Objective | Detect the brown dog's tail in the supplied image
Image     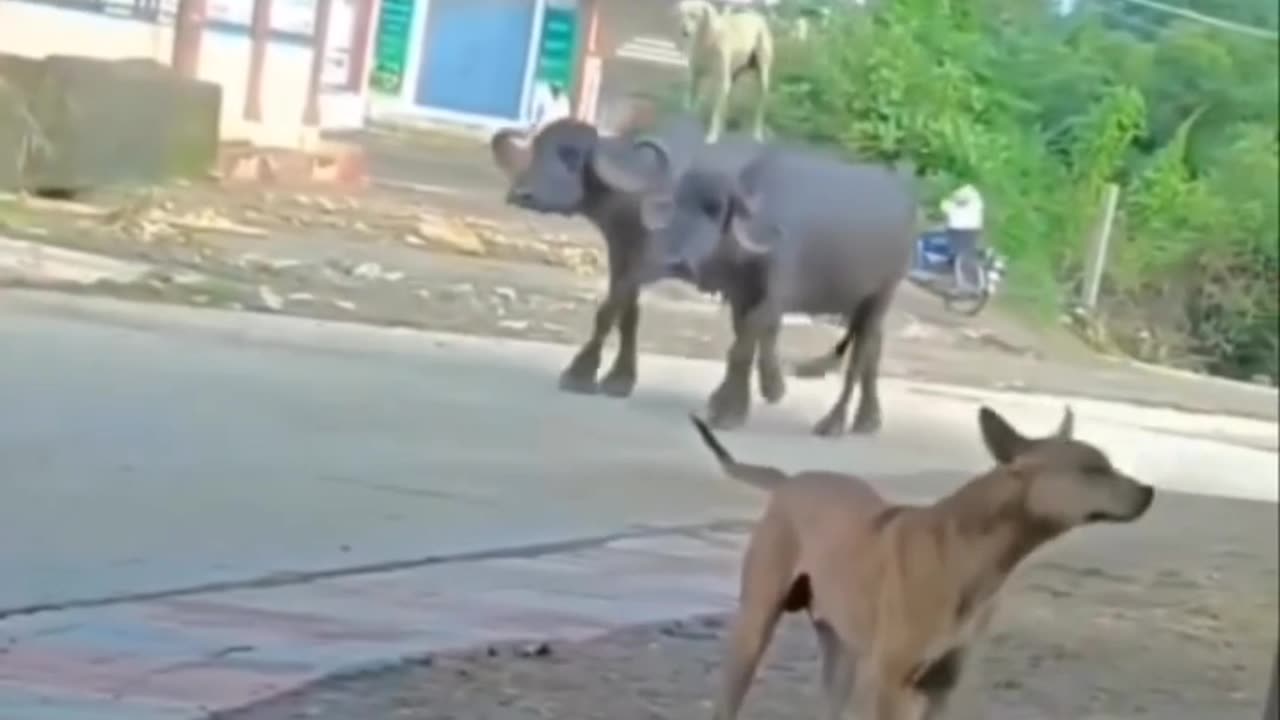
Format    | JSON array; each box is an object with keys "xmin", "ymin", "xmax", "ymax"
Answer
[{"xmin": 689, "ymin": 415, "xmax": 788, "ymax": 490}]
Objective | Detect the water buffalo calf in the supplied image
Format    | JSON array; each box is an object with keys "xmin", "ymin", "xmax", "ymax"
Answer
[
  {"xmin": 643, "ymin": 145, "xmax": 918, "ymax": 435},
  {"xmin": 489, "ymin": 118, "xmax": 688, "ymax": 397},
  {"xmin": 491, "ymin": 117, "xmax": 805, "ymax": 401}
]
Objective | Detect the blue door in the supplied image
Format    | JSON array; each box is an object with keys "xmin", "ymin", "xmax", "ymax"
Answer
[{"xmin": 415, "ymin": 0, "xmax": 536, "ymax": 120}]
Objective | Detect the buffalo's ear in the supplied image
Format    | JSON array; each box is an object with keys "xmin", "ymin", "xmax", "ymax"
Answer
[
  {"xmin": 490, "ymin": 128, "xmax": 532, "ymax": 180},
  {"xmin": 724, "ymin": 162, "xmax": 779, "ymax": 257},
  {"xmin": 726, "ymin": 191, "xmax": 781, "ymax": 257},
  {"xmin": 978, "ymin": 406, "xmax": 1031, "ymax": 465},
  {"xmin": 591, "ymin": 136, "xmax": 669, "ymax": 194},
  {"xmin": 633, "ymin": 137, "xmax": 672, "ymax": 183}
]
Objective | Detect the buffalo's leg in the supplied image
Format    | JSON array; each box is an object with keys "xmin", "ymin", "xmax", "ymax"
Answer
[
  {"xmin": 755, "ymin": 317, "xmax": 786, "ymax": 404},
  {"xmin": 708, "ymin": 304, "xmax": 761, "ymax": 429},
  {"xmin": 560, "ymin": 290, "xmax": 625, "ymax": 394},
  {"xmin": 850, "ymin": 325, "xmax": 884, "ymax": 433},
  {"xmin": 813, "ymin": 295, "xmax": 889, "ymax": 437},
  {"xmin": 599, "ymin": 292, "xmax": 640, "ymax": 398}
]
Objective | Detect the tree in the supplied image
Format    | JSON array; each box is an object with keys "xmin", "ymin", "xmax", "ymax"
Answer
[{"xmin": 760, "ymin": 0, "xmax": 1278, "ymax": 381}]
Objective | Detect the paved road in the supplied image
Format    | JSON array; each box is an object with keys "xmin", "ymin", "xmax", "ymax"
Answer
[
  {"xmin": 0, "ymin": 290, "xmax": 1275, "ymax": 718},
  {"xmin": 4, "ymin": 288, "xmax": 1275, "ymax": 612}
]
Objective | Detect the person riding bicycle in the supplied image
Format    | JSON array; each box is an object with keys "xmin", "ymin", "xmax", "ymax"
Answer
[{"xmin": 940, "ymin": 182, "xmax": 985, "ymax": 293}]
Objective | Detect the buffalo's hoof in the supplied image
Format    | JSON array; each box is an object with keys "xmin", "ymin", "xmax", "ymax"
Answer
[
  {"xmin": 558, "ymin": 369, "xmax": 599, "ymax": 395},
  {"xmin": 759, "ymin": 366, "xmax": 787, "ymax": 405},
  {"xmin": 812, "ymin": 410, "xmax": 847, "ymax": 438},
  {"xmin": 851, "ymin": 409, "xmax": 883, "ymax": 435},
  {"xmin": 599, "ymin": 370, "xmax": 637, "ymax": 398},
  {"xmin": 707, "ymin": 388, "xmax": 750, "ymax": 430}
]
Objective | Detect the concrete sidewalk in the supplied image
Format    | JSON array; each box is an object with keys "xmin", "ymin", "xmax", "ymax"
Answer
[{"xmin": 0, "ymin": 528, "xmax": 748, "ymax": 720}]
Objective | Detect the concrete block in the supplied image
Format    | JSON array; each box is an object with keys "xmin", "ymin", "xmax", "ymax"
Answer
[{"xmin": 0, "ymin": 54, "xmax": 221, "ymax": 192}]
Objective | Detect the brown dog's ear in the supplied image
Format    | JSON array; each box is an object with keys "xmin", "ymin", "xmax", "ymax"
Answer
[
  {"xmin": 1056, "ymin": 405, "xmax": 1075, "ymax": 439},
  {"xmin": 490, "ymin": 128, "xmax": 532, "ymax": 180},
  {"xmin": 978, "ymin": 406, "xmax": 1030, "ymax": 465}
]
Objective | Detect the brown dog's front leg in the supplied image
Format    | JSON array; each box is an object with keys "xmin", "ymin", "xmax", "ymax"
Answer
[{"xmin": 855, "ymin": 679, "xmax": 927, "ymax": 720}]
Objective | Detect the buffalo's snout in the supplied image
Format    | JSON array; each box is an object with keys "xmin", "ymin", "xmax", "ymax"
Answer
[{"xmin": 506, "ymin": 185, "xmax": 536, "ymax": 208}]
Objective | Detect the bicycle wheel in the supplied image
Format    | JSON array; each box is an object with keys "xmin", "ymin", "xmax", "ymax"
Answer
[{"xmin": 944, "ymin": 254, "xmax": 990, "ymax": 316}]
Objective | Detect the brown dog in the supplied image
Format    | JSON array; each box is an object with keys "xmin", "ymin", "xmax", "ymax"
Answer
[{"xmin": 690, "ymin": 405, "xmax": 1155, "ymax": 720}]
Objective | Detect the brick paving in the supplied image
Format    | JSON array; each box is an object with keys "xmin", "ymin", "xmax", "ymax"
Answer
[{"xmin": 0, "ymin": 530, "xmax": 747, "ymax": 719}]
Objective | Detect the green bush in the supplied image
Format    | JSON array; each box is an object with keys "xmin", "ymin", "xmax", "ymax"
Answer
[{"xmin": 750, "ymin": 0, "xmax": 1278, "ymax": 382}]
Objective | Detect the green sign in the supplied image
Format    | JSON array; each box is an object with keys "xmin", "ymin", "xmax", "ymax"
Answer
[
  {"xmin": 535, "ymin": 6, "xmax": 578, "ymax": 91},
  {"xmin": 371, "ymin": 0, "xmax": 414, "ymax": 95}
]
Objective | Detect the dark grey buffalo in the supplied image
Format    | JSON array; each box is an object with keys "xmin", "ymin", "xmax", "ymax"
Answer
[
  {"xmin": 490, "ymin": 116, "xmax": 776, "ymax": 398},
  {"xmin": 641, "ymin": 144, "xmax": 918, "ymax": 435}
]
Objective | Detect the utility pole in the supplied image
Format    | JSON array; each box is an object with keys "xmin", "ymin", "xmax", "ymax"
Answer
[
  {"xmin": 1266, "ymin": 646, "xmax": 1278, "ymax": 720},
  {"xmin": 1081, "ymin": 183, "xmax": 1120, "ymax": 312},
  {"xmin": 348, "ymin": 0, "xmax": 380, "ymax": 93},
  {"xmin": 170, "ymin": 0, "xmax": 207, "ymax": 77},
  {"xmin": 303, "ymin": 0, "xmax": 335, "ymax": 127},
  {"xmin": 1115, "ymin": 0, "xmax": 1278, "ymax": 40},
  {"xmin": 571, "ymin": 0, "xmax": 598, "ymax": 120},
  {"xmin": 243, "ymin": 0, "xmax": 272, "ymax": 122}
]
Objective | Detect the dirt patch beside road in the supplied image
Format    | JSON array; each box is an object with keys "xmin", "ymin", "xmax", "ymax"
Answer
[
  {"xmin": 1, "ymin": 170, "xmax": 1275, "ymax": 422},
  {"xmin": 220, "ymin": 525, "xmax": 1275, "ymax": 720}
]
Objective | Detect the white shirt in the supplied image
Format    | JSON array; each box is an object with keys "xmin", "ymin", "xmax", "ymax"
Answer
[
  {"xmin": 941, "ymin": 184, "xmax": 984, "ymax": 231},
  {"xmin": 530, "ymin": 82, "xmax": 572, "ymax": 134}
]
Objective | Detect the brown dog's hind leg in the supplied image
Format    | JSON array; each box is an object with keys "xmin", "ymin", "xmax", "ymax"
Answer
[
  {"xmin": 714, "ymin": 517, "xmax": 799, "ymax": 720},
  {"xmin": 814, "ymin": 620, "xmax": 855, "ymax": 720}
]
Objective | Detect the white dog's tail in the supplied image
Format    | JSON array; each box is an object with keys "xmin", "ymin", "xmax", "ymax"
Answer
[{"xmin": 689, "ymin": 415, "xmax": 787, "ymax": 490}]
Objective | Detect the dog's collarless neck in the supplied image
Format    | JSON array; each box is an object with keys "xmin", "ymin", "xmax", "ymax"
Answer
[{"xmin": 933, "ymin": 468, "xmax": 1062, "ymax": 576}]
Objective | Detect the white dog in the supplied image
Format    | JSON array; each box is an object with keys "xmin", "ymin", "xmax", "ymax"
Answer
[{"xmin": 674, "ymin": 0, "xmax": 774, "ymax": 142}]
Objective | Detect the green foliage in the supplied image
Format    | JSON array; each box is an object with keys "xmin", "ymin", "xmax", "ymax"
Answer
[{"xmin": 754, "ymin": 0, "xmax": 1278, "ymax": 382}]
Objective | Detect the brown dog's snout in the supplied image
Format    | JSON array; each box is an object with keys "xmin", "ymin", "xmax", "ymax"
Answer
[
  {"xmin": 1135, "ymin": 483, "xmax": 1156, "ymax": 515},
  {"xmin": 1114, "ymin": 480, "xmax": 1155, "ymax": 522}
]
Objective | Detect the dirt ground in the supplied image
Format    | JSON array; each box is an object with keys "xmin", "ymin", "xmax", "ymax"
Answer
[
  {"xmin": 215, "ymin": 485, "xmax": 1278, "ymax": 720},
  {"xmin": 1, "ymin": 176, "xmax": 1275, "ymax": 422},
  {"xmin": 219, "ymin": 556, "xmax": 1274, "ymax": 720}
]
